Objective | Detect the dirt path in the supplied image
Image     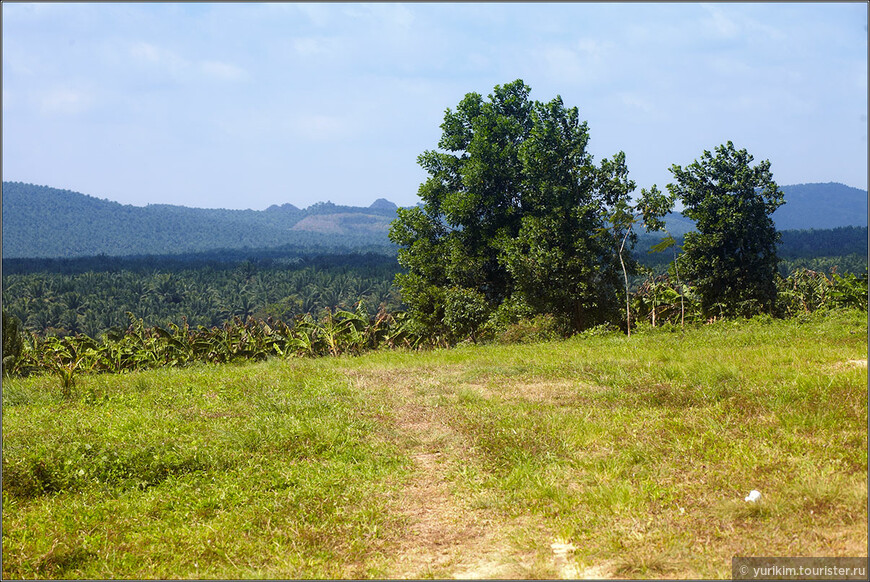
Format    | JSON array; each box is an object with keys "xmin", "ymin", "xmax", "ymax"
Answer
[
  {"xmin": 350, "ymin": 369, "xmax": 588, "ymax": 579},
  {"xmin": 385, "ymin": 382, "xmax": 520, "ymax": 579}
]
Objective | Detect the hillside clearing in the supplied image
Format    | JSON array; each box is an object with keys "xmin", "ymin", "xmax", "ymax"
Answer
[{"xmin": 2, "ymin": 310, "xmax": 867, "ymax": 579}]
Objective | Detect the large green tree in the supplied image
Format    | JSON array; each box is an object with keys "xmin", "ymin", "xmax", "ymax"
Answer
[
  {"xmin": 390, "ymin": 80, "xmax": 666, "ymax": 340},
  {"xmin": 667, "ymin": 141, "xmax": 784, "ymax": 317}
]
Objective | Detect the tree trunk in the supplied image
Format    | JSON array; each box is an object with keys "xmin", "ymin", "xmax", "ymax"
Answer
[
  {"xmin": 673, "ymin": 247, "xmax": 685, "ymax": 329},
  {"xmin": 619, "ymin": 230, "xmax": 631, "ymax": 337}
]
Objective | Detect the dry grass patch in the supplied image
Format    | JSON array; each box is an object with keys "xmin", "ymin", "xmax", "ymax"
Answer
[
  {"xmin": 461, "ymin": 379, "xmax": 596, "ymax": 406},
  {"xmin": 837, "ymin": 358, "xmax": 868, "ymax": 370}
]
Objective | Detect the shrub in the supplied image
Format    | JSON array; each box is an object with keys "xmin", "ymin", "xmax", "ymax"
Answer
[
  {"xmin": 574, "ymin": 322, "xmax": 621, "ymax": 339},
  {"xmin": 443, "ymin": 287, "xmax": 491, "ymax": 343},
  {"xmin": 777, "ymin": 268, "xmax": 868, "ymax": 316},
  {"xmin": 831, "ymin": 272, "xmax": 868, "ymax": 310},
  {"xmin": 496, "ymin": 314, "xmax": 564, "ymax": 344},
  {"xmin": 2, "ymin": 310, "xmax": 24, "ymax": 375}
]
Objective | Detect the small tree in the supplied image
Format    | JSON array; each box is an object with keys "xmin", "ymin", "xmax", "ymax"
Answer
[
  {"xmin": 667, "ymin": 141, "xmax": 784, "ymax": 317},
  {"xmin": 649, "ymin": 233, "xmax": 687, "ymax": 329},
  {"xmin": 605, "ymin": 182, "xmax": 674, "ymax": 336},
  {"xmin": 2, "ymin": 310, "xmax": 25, "ymax": 375}
]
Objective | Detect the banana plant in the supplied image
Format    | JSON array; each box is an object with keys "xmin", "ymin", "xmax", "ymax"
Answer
[
  {"xmin": 831, "ymin": 272, "xmax": 868, "ymax": 310},
  {"xmin": 778, "ymin": 269, "xmax": 829, "ymax": 315},
  {"xmin": 332, "ymin": 305, "xmax": 369, "ymax": 356},
  {"xmin": 42, "ymin": 336, "xmax": 96, "ymax": 398},
  {"xmin": 649, "ymin": 233, "xmax": 687, "ymax": 329}
]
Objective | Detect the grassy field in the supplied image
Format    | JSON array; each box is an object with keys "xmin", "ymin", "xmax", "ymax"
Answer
[{"xmin": 2, "ymin": 310, "xmax": 867, "ymax": 579}]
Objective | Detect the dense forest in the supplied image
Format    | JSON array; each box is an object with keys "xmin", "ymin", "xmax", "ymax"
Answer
[
  {"xmin": 1, "ymin": 253, "xmax": 402, "ymax": 338},
  {"xmin": 1, "ymin": 225, "xmax": 865, "ymax": 340},
  {"xmin": 635, "ymin": 225, "xmax": 869, "ymax": 273},
  {"xmin": 3, "ymin": 257, "xmax": 866, "ymax": 380}
]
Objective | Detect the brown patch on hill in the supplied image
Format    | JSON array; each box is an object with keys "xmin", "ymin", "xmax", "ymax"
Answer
[{"xmin": 290, "ymin": 213, "xmax": 392, "ymax": 235}]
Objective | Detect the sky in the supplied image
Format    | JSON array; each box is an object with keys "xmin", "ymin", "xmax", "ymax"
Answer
[{"xmin": 2, "ymin": 2, "xmax": 867, "ymax": 211}]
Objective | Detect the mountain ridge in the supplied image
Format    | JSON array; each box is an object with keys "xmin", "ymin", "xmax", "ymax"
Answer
[{"xmin": 2, "ymin": 180, "xmax": 866, "ymax": 259}]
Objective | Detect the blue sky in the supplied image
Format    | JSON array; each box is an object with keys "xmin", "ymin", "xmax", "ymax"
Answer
[{"xmin": 3, "ymin": 2, "xmax": 867, "ymax": 210}]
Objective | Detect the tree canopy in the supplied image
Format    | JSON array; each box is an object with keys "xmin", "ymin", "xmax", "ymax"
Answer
[
  {"xmin": 389, "ymin": 80, "xmax": 668, "ymax": 340},
  {"xmin": 667, "ymin": 141, "xmax": 784, "ymax": 317}
]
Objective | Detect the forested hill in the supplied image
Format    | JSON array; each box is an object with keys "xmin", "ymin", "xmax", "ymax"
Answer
[
  {"xmin": 773, "ymin": 182, "xmax": 867, "ymax": 231},
  {"xmin": 1, "ymin": 182, "xmax": 399, "ymax": 258},
  {"xmin": 2, "ymin": 180, "xmax": 867, "ymax": 259},
  {"xmin": 660, "ymin": 181, "xmax": 868, "ymax": 236}
]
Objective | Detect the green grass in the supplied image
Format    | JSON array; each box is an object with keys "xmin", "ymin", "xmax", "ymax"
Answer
[
  {"xmin": 2, "ymin": 362, "xmax": 408, "ymax": 578},
  {"xmin": 3, "ymin": 309, "xmax": 867, "ymax": 579}
]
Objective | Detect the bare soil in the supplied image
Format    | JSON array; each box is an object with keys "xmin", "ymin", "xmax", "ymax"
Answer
[{"xmin": 350, "ymin": 369, "xmax": 575, "ymax": 579}]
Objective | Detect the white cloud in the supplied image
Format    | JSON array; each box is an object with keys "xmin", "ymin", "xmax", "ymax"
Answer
[
  {"xmin": 618, "ymin": 93, "xmax": 654, "ymax": 114},
  {"xmin": 130, "ymin": 41, "xmax": 188, "ymax": 77},
  {"xmin": 2, "ymin": 42, "xmax": 39, "ymax": 76},
  {"xmin": 542, "ymin": 46, "xmax": 584, "ymax": 80},
  {"xmin": 535, "ymin": 39, "xmax": 611, "ymax": 87},
  {"xmin": 701, "ymin": 4, "xmax": 740, "ymax": 39},
  {"xmin": 378, "ymin": 2, "xmax": 414, "ymax": 30},
  {"xmin": 39, "ymin": 87, "xmax": 93, "ymax": 115},
  {"xmin": 343, "ymin": 3, "xmax": 414, "ymax": 31},
  {"xmin": 129, "ymin": 41, "xmax": 246, "ymax": 83},
  {"xmin": 708, "ymin": 55, "xmax": 754, "ymax": 77},
  {"xmin": 2, "ymin": 89, "xmax": 14, "ymax": 112},
  {"xmin": 575, "ymin": 38, "xmax": 606, "ymax": 60},
  {"xmin": 200, "ymin": 60, "xmax": 246, "ymax": 82},
  {"xmin": 291, "ymin": 2, "xmax": 333, "ymax": 27},
  {"xmin": 700, "ymin": 3, "xmax": 787, "ymax": 44},
  {"xmin": 292, "ymin": 36, "xmax": 342, "ymax": 59},
  {"xmin": 291, "ymin": 114, "xmax": 352, "ymax": 141},
  {"xmin": 130, "ymin": 41, "xmax": 161, "ymax": 63}
]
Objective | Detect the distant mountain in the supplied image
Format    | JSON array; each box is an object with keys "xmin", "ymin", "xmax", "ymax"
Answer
[
  {"xmin": 2, "ymin": 181, "xmax": 866, "ymax": 259},
  {"xmin": 264, "ymin": 202, "xmax": 302, "ymax": 214},
  {"xmin": 773, "ymin": 182, "xmax": 867, "ymax": 230},
  {"xmin": 369, "ymin": 198, "xmax": 398, "ymax": 212},
  {"xmin": 1, "ymin": 182, "xmax": 398, "ymax": 258},
  {"xmin": 661, "ymin": 212, "xmax": 696, "ymax": 237},
  {"xmin": 659, "ymin": 182, "xmax": 867, "ymax": 236}
]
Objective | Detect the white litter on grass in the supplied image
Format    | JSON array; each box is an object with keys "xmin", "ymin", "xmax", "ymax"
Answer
[
  {"xmin": 551, "ymin": 539, "xmax": 579, "ymax": 579},
  {"xmin": 551, "ymin": 540, "xmax": 576, "ymax": 555},
  {"xmin": 745, "ymin": 490, "xmax": 761, "ymax": 502}
]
